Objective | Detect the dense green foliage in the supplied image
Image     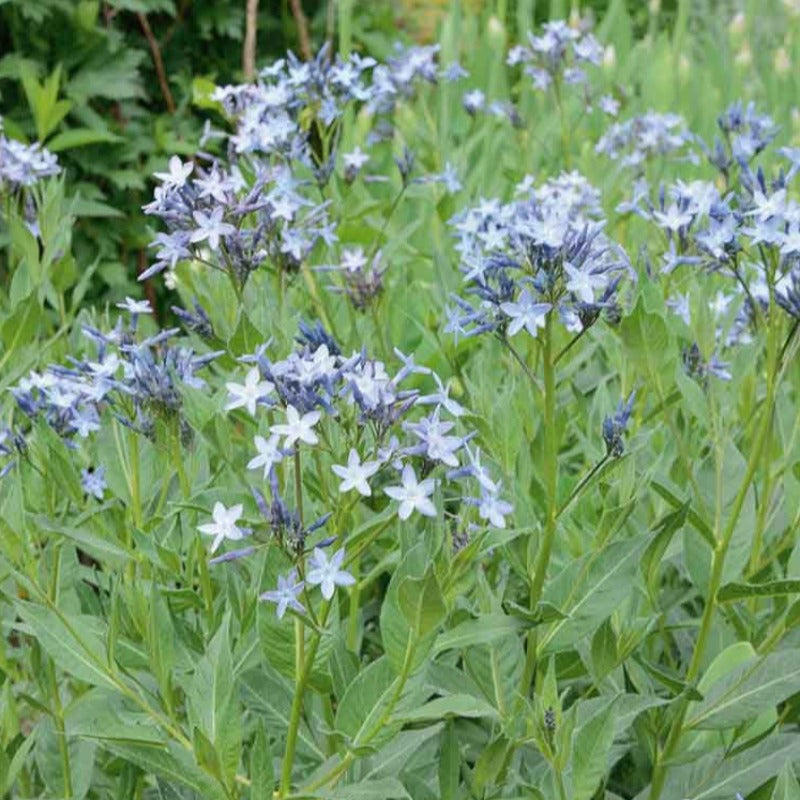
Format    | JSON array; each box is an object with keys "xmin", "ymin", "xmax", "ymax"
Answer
[{"xmin": 2, "ymin": 1, "xmax": 800, "ymax": 799}]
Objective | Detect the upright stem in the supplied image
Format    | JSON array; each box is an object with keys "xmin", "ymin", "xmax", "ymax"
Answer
[
  {"xmin": 648, "ymin": 299, "xmax": 781, "ymax": 800},
  {"xmin": 47, "ymin": 545, "xmax": 72, "ymax": 798},
  {"xmin": 279, "ymin": 602, "xmax": 330, "ymax": 797},
  {"xmin": 294, "ymin": 448, "xmax": 303, "ymax": 526},
  {"xmin": 520, "ymin": 314, "xmax": 558, "ymax": 695}
]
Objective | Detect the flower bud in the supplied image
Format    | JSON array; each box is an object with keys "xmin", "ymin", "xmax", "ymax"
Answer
[{"xmin": 774, "ymin": 47, "xmax": 791, "ymax": 75}]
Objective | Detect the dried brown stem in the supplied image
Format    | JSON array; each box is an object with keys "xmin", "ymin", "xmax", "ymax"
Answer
[
  {"xmin": 137, "ymin": 12, "xmax": 176, "ymax": 113},
  {"xmin": 243, "ymin": 0, "xmax": 259, "ymax": 79},
  {"xmin": 290, "ymin": 0, "xmax": 313, "ymax": 61}
]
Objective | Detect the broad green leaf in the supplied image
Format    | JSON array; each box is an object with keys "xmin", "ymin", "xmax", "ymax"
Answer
[
  {"xmin": 102, "ymin": 741, "xmax": 226, "ymax": 800},
  {"xmin": 771, "ymin": 763, "xmax": 800, "ymax": 800},
  {"xmin": 249, "ymin": 725, "xmax": 274, "ymax": 797},
  {"xmin": 399, "ymin": 694, "xmax": 499, "ymax": 723},
  {"xmin": 361, "ymin": 725, "xmax": 443, "ymax": 782},
  {"xmin": 433, "ymin": 613, "xmax": 525, "ymax": 654},
  {"xmin": 398, "ymin": 568, "xmax": 446, "ymax": 637},
  {"xmin": 662, "ymin": 734, "xmax": 800, "ymax": 799},
  {"xmin": 47, "ymin": 127, "xmax": 122, "ymax": 152},
  {"xmin": 640, "ymin": 503, "xmax": 690, "ymax": 596},
  {"xmin": 14, "ymin": 601, "xmax": 118, "ymax": 691},
  {"xmin": 541, "ymin": 535, "xmax": 649, "ymax": 653},
  {"xmin": 718, "ymin": 580, "xmax": 800, "ymax": 602},
  {"xmin": 312, "ymin": 777, "xmax": 410, "ymax": 799},
  {"xmin": 571, "ymin": 697, "xmax": 617, "ymax": 800},
  {"xmin": 335, "ymin": 657, "xmax": 396, "ymax": 740},
  {"xmin": 687, "ymin": 649, "xmax": 800, "ymax": 730}
]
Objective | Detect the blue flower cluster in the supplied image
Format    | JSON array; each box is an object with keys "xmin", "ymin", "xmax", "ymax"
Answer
[
  {"xmin": 596, "ymin": 111, "xmax": 697, "ymax": 169},
  {"xmin": 142, "ymin": 44, "xmax": 463, "ymax": 291},
  {"xmin": 0, "ymin": 117, "xmax": 60, "ymax": 191},
  {"xmin": 507, "ymin": 18, "xmax": 603, "ymax": 92},
  {"xmin": 213, "ymin": 322, "xmax": 513, "ymax": 615},
  {"xmin": 445, "ymin": 171, "xmax": 631, "ymax": 341},
  {"xmin": 10, "ymin": 300, "xmax": 220, "ymax": 450}
]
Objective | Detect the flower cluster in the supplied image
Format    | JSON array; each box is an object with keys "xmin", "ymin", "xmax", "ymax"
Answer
[
  {"xmin": 595, "ymin": 111, "xmax": 697, "ymax": 169},
  {"xmin": 142, "ymin": 43, "xmax": 456, "ymax": 289},
  {"xmin": 506, "ymin": 19, "xmax": 603, "ymax": 92},
  {"xmin": 702, "ymin": 101, "xmax": 778, "ymax": 176},
  {"xmin": 0, "ymin": 117, "xmax": 60, "ymax": 191},
  {"xmin": 445, "ymin": 171, "xmax": 631, "ymax": 341},
  {"xmin": 206, "ymin": 323, "xmax": 512, "ymax": 615},
  {"xmin": 10, "ymin": 300, "xmax": 220, "ymax": 446}
]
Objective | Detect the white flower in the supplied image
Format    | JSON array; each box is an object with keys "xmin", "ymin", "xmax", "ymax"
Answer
[
  {"xmin": 306, "ymin": 548, "xmax": 356, "ymax": 600},
  {"xmin": 190, "ymin": 207, "xmax": 236, "ymax": 251},
  {"xmin": 260, "ymin": 570, "xmax": 305, "ymax": 619},
  {"xmin": 384, "ymin": 463, "xmax": 437, "ymax": 520},
  {"xmin": 154, "ymin": 155, "xmax": 193, "ymax": 188},
  {"xmin": 271, "ymin": 405, "xmax": 322, "ymax": 447},
  {"xmin": 478, "ymin": 491, "xmax": 514, "ymax": 528},
  {"xmin": 343, "ymin": 146, "xmax": 369, "ymax": 171},
  {"xmin": 198, "ymin": 502, "xmax": 248, "ymax": 553},
  {"xmin": 500, "ymin": 291, "xmax": 551, "ymax": 337},
  {"xmin": 332, "ymin": 449, "xmax": 380, "ymax": 496},
  {"xmin": 225, "ymin": 367, "xmax": 273, "ymax": 416},
  {"xmin": 564, "ymin": 263, "xmax": 607, "ymax": 304},
  {"xmin": 247, "ymin": 433, "xmax": 284, "ymax": 478},
  {"xmin": 116, "ymin": 297, "xmax": 152, "ymax": 315}
]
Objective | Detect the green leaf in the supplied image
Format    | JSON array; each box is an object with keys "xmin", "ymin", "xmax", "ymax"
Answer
[
  {"xmin": 662, "ymin": 734, "xmax": 800, "ymax": 799},
  {"xmin": 590, "ymin": 618, "xmax": 618, "ymax": 680},
  {"xmin": 186, "ymin": 616, "xmax": 241, "ymax": 787},
  {"xmin": 635, "ymin": 656, "xmax": 703, "ymax": 701},
  {"xmin": 687, "ymin": 649, "xmax": 800, "ymax": 730},
  {"xmin": 718, "ymin": 581, "xmax": 800, "ymax": 603},
  {"xmin": 571, "ymin": 697, "xmax": 617, "ymax": 800},
  {"xmin": 438, "ymin": 721, "xmax": 459, "ymax": 800},
  {"xmin": 618, "ymin": 293, "xmax": 676, "ymax": 388},
  {"xmin": 640, "ymin": 502, "xmax": 690, "ymax": 596},
  {"xmin": 397, "ymin": 569, "xmax": 446, "ymax": 637},
  {"xmin": 380, "ymin": 546, "xmax": 440, "ymax": 675},
  {"xmin": 14, "ymin": 601, "xmax": 118, "ymax": 691},
  {"xmin": 312, "ymin": 777, "xmax": 410, "ymax": 799},
  {"xmin": 541, "ymin": 535, "xmax": 649, "ymax": 653},
  {"xmin": 335, "ymin": 657, "xmax": 396, "ymax": 740},
  {"xmin": 102, "ymin": 741, "xmax": 226, "ymax": 800},
  {"xmin": 771, "ymin": 762, "xmax": 800, "ymax": 800},
  {"xmin": 249, "ymin": 725, "xmax": 274, "ymax": 797},
  {"xmin": 399, "ymin": 694, "xmax": 499, "ymax": 723},
  {"xmin": 47, "ymin": 127, "xmax": 122, "ymax": 152},
  {"xmin": 433, "ymin": 613, "xmax": 525, "ymax": 654},
  {"xmin": 361, "ymin": 725, "xmax": 443, "ymax": 782}
]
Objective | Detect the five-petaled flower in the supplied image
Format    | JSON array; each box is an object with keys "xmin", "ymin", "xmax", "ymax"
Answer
[
  {"xmin": 190, "ymin": 207, "xmax": 236, "ymax": 251},
  {"xmin": 260, "ymin": 569, "xmax": 305, "ymax": 618},
  {"xmin": 306, "ymin": 548, "xmax": 356, "ymax": 600},
  {"xmin": 331, "ymin": 449, "xmax": 380, "ymax": 496},
  {"xmin": 271, "ymin": 405, "xmax": 322, "ymax": 447},
  {"xmin": 500, "ymin": 291, "xmax": 552, "ymax": 337},
  {"xmin": 247, "ymin": 433, "xmax": 284, "ymax": 478},
  {"xmin": 198, "ymin": 502, "xmax": 249, "ymax": 553},
  {"xmin": 225, "ymin": 367, "xmax": 273, "ymax": 416},
  {"xmin": 384, "ymin": 463, "xmax": 437, "ymax": 520}
]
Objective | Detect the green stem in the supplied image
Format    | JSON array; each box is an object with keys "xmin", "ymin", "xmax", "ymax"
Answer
[
  {"xmin": 520, "ymin": 314, "xmax": 558, "ymax": 696},
  {"xmin": 279, "ymin": 601, "xmax": 330, "ymax": 797},
  {"xmin": 294, "ymin": 448, "xmax": 303, "ymax": 526},
  {"xmin": 47, "ymin": 544, "xmax": 72, "ymax": 799},
  {"xmin": 347, "ymin": 555, "xmax": 360, "ymax": 651},
  {"xmin": 648, "ymin": 299, "xmax": 781, "ymax": 800},
  {"xmin": 302, "ymin": 636, "xmax": 416, "ymax": 794},
  {"xmin": 47, "ymin": 659, "xmax": 73, "ymax": 799},
  {"xmin": 129, "ymin": 430, "xmax": 143, "ymax": 528}
]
